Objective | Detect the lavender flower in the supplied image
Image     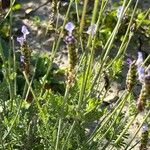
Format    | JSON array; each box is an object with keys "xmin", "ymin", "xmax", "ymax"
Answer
[
  {"xmin": 137, "ymin": 66, "xmax": 145, "ymax": 83},
  {"xmin": 65, "ymin": 35, "xmax": 76, "ymax": 45},
  {"xmin": 65, "ymin": 22, "xmax": 75, "ymax": 36},
  {"xmin": 117, "ymin": 6, "xmax": 124, "ymax": 19},
  {"xmin": 126, "ymin": 58, "xmax": 133, "ymax": 65},
  {"xmin": 21, "ymin": 25, "xmax": 29, "ymax": 39},
  {"xmin": 86, "ymin": 23, "xmax": 97, "ymax": 37},
  {"xmin": 136, "ymin": 52, "xmax": 143, "ymax": 66},
  {"xmin": 135, "ymin": 52, "xmax": 145, "ymax": 83},
  {"xmin": 141, "ymin": 123, "xmax": 148, "ymax": 133},
  {"xmin": 17, "ymin": 37, "xmax": 25, "ymax": 46},
  {"xmin": 17, "ymin": 25, "xmax": 29, "ymax": 46}
]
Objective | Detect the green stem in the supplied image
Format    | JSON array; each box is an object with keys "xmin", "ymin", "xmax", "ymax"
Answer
[
  {"xmin": 75, "ymin": 0, "xmax": 80, "ymax": 22},
  {"xmin": 2, "ymin": 98, "xmax": 23, "ymax": 141},
  {"xmin": 77, "ymin": 0, "xmax": 107, "ymax": 113},
  {"xmin": 84, "ymin": 91, "xmax": 129, "ymax": 147},
  {"xmin": 55, "ymin": 84, "xmax": 70, "ymax": 150},
  {"xmin": 61, "ymin": 121, "xmax": 76, "ymax": 150},
  {"xmin": 79, "ymin": 0, "xmax": 88, "ymax": 34}
]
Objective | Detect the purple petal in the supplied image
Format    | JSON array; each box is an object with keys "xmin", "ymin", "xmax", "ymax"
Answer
[
  {"xmin": 117, "ymin": 6, "xmax": 124, "ymax": 19},
  {"xmin": 17, "ymin": 36, "xmax": 25, "ymax": 45},
  {"xmin": 21, "ymin": 25, "xmax": 29, "ymax": 39},
  {"xmin": 126, "ymin": 58, "xmax": 132, "ymax": 65},
  {"xmin": 137, "ymin": 66, "xmax": 145, "ymax": 83},
  {"xmin": 136, "ymin": 52, "xmax": 143, "ymax": 66},
  {"xmin": 141, "ymin": 123, "xmax": 148, "ymax": 133},
  {"xmin": 65, "ymin": 22, "xmax": 75, "ymax": 35}
]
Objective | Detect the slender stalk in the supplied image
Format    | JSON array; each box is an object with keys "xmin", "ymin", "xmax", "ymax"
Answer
[
  {"xmin": 128, "ymin": 140, "xmax": 140, "ymax": 150},
  {"xmin": 87, "ymin": 0, "xmax": 99, "ymax": 46},
  {"xmin": 23, "ymin": 72, "xmax": 47, "ymax": 123},
  {"xmin": 79, "ymin": 0, "xmax": 88, "ymax": 34},
  {"xmin": 77, "ymin": 0, "xmax": 107, "ymax": 112},
  {"xmin": 61, "ymin": 121, "xmax": 76, "ymax": 150},
  {"xmin": 0, "ymin": 0, "xmax": 15, "ymax": 24},
  {"xmin": 55, "ymin": 85, "xmax": 70, "ymax": 150},
  {"xmin": 12, "ymin": 37, "xmax": 17, "ymax": 98},
  {"xmin": 75, "ymin": 0, "xmax": 80, "ymax": 22}
]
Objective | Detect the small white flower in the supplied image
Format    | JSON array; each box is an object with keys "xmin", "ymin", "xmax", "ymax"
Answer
[
  {"xmin": 86, "ymin": 23, "xmax": 97, "ymax": 37},
  {"xmin": 65, "ymin": 22, "xmax": 75, "ymax": 36},
  {"xmin": 141, "ymin": 123, "xmax": 148, "ymax": 133},
  {"xmin": 117, "ymin": 6, "xmax": 124, "ymax": 19},
  {"xmin": 136, "ymin": 52, "xmax": 143, "ymax": 66}
]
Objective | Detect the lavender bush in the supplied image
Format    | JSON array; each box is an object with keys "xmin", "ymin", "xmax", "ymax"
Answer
[{"xmin": 0, "ymin": 0, "xmax": 150, "ymax": 150}]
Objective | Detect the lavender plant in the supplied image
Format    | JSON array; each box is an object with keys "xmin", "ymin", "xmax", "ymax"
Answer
[{"xmin": 0, "ymin": 0, "xmax": 150, "ymax": 150}]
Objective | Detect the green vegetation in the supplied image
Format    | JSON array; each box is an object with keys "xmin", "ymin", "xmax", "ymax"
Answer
[{"xmin": 0, "ymin": 0, "xmax": 150, "ymax": 149}]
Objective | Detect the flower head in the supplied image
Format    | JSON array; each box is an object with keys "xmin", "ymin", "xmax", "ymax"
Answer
[
  {"xmin": 117, "ymin": 6, "xmax": 124, "ymax": 19},
  {"xmin": 137, "ymin": 66, "xmax": 145, "ymax": 83},
  {"xmin": 65, "ymin": 35, "xmax": 76, "ymax": 45},
  {"xmin": 21, "ymin": 25, "xmax": 29, "ymax": 39},
  {"xmin": 17, "ymin": 25, "xmax": 29, "ymax": 46},
  {"xmin": 86, "ymin": 23, "xmax": 97, "ymax": 37},
  {"xmin": 17, "ymin": 36, "xmax": 25, "ymax": 46},
  {"xmin": 65, "ymin": 22, "xmax": 75, "ymax": 36},
  {"xmin": 126, "ymin": 58, "xmax": 133, "ymax": 65},
  {"xmin": 141, "ymin": 123, "xmax": 148, "ymax": 133},
  {"xmin": 136, "ymin": 52, "xmax": 143, "ymax": 66}
]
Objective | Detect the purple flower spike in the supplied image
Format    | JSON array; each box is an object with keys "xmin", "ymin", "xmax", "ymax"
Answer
[
  {"xmin": 17, "ymin": 25, "xmax": 29, "ymax": 45},
  {"xmin": 65, "ymin": 22, "xmax": 75, "ymax": 36},
  {"xmin": 136, "ymin": 52, "xmax": 143, "ymax": 66},
  {"xmin": 21, "ymin": 25, "xmax": 29, "ymax": 39},
  {"xmin": 17, "ymin": 36, "xmax": 25, "ymax": 46},
  {"xmin": 137, "ymin": 66, "xmax": 145, "ymax": 83}
]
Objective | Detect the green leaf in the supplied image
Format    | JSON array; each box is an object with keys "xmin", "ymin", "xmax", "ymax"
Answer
[{"xmin": 12, "ymin": 4, "xmax": 21, "ymax": 11}]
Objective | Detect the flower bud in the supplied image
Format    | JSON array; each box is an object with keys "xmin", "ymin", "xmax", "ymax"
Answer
[{"xmin": 126, "ymin": 60, "xmax": 137, "ymax": 91}]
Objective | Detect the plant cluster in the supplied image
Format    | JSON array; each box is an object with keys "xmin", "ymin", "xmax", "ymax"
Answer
[{"xmin": 0, "ymin": 0, "xmax": 150, "ymax": 150}]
